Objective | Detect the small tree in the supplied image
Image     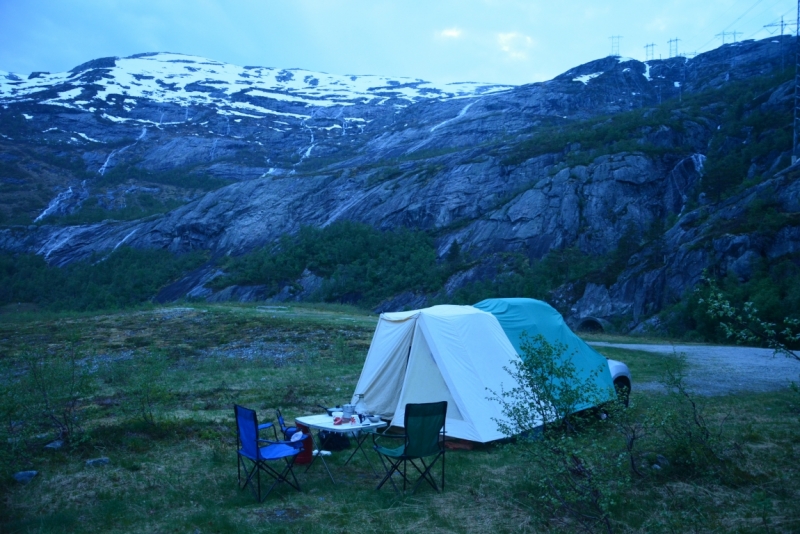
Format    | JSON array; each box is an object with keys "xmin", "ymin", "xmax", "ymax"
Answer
[
  {"xmin": 0, "ymin": 373, "xmax": 29, "ymax": 474},
  {"xmin": 603, "ymin": 397, "xmax": 649, "ymax": 478},
  {"xmin": 656, "ymin": 352, "xmax": 729, "ymax": 475},
  {"xmin": 697, "ymin": 275, "xmax": 800, "ymax": 361},
  {"xmin": 490, "ymin": 333, "xmax": 605, "ymax": 435},
  {"xmin": 445, "ymin": 240, "xmax": 462, "ymax": 266},
  {"xmin": 698, "ymin": 274, "xmax": 800, "ymax": 406},
  {"xmin": 128, "ymin": 352, "xmax": 170, "ymax": 426},
  {"xmin": 24, "ymin": 348, "xmax": 94, "ymax": 442},
  {"xmin": 489, "ymin": 333, "xmax": 620, "ymax": 533}
]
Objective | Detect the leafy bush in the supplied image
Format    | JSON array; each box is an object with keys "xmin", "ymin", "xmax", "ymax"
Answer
[
  {"xmin": 22, "ymin": 348, "xmax": 95, "ymax": 443},
  {"xmin": 1, "ymin": 347, "xmax": 96, "ymax": 455},
  {"xmin": 694, "ymin": 274, "xmax": 800, "ymax": 358},
  {"xmin": 492, "ymin": 335, "xmax": 743, "ymax": 532},
  {"xmin": 518, "ymin": 434, "xmax": 622, "ymax": 534},
  {"xmin": 217, "ymin": 221, "xmax": 445, "ymax": 306},
  {"xmin": 490, "ymin": 333, "xmax": 607, "ymax": 434},
  {"xmin": 490, "ymin": 333, "xmax": 624, "ymax": 532},
  {"xmin": 657, "ymin": 353, "xmax": 731, "ymax": 477},
  {"xmin": 99, "ymin": 164, "xmax": 228, "ymax": 191},
  {"xmin": 450, "ymin": 247, "xmax": 610, "ymax": 307},
  {"xmin": 42, "ymin": 194, "xmax": 186, "ymax": 225},
  {"xmin": 0, "ymin": 247, "xmax": 207, "ymax": 311},
  {"xmin": 500, "ymin": 105, "xmax": 687, "ymax": 167},
  {"xmin": 102, "ymin": 352, "xmax": 172, "ymax": 426},
  {"xmin": 702, "ymin": 110, "xmax": 791, "ymax": 201},
  {"xmin": 669, "ymin": 264, "xmax": 800, "ymax": 346}
]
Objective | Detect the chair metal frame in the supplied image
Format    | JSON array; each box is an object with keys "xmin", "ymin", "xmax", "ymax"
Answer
[
  {"xmin": 373, "ymin": 401, "xmax": 447, "ymax": 493},
  {"xmin": 234, "ymin": 404, "xmax": 304, "ymax": 502}
]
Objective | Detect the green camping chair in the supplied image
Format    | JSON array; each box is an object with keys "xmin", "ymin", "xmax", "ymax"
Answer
[{"xmin": 373, "ymin": 401, "xmax": 447, "ymax": 493}]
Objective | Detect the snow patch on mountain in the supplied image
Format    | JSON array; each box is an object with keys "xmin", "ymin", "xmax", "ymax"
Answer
[
  {"xmin": 573, "ymin": 72, "xmax": 603, "ymax": 84},
  {"xmin": 0, "ymin": 53, "xmax": 514, "ymax": 118}
]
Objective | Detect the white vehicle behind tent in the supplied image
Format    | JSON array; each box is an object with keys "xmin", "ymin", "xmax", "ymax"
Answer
[{"xmin": 350, "ymin": 305, "xmax": 525, "ymax": 443}]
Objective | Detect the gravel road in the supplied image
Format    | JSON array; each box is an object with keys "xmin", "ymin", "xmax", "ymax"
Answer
[{"xmin": 589, "ymin": 342, "xmax": 800, "ymax": 396}]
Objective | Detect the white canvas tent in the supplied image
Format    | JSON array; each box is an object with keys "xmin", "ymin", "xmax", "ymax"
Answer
[{"xmin": 350, "ymin": 305, "xmax": 523, "ymax": 443}]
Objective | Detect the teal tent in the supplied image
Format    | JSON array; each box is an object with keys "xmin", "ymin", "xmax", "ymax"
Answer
[{"xmin": 473, "ymin": 298, "xmax": 615, "ymax": 410}]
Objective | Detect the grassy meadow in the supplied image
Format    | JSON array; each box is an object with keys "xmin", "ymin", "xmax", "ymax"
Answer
[{"xmin": 1, "ymin": 304, "xmax": 799, "ymax": 533}]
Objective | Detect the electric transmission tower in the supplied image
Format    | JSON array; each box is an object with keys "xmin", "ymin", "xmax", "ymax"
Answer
[
  {"xmin": 668, "ymin": 38, "xmax": 681, "ymax": 58},
  {"xmin": 644, "ymin": 43, "xmax": 656, "ymax": 61},
  {"xmin": 764, "ymin": 16, "xmax": 798, "ymax": 71},
  {"xmin": 610, "ymin": 35, "xmax": 622, "ymax": 57},
  {"xmin": 764, "ymin": 15, "xmax": 793, "ymax": 36},
  {"xmin": 716, "ymin": 30, "xmax": 742, "ymax": 45}
]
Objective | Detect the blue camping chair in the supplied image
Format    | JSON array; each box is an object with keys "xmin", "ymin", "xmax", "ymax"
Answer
[
  {"xmin": 234, "ymin": 404, "xmax": 305, "ymax": 501},
  {"xmin": 373, "ymin": 401, "xmax": 447, "ymax": 493},
  {"xmin": 276, "ymin": 408, "xmax": 298, "ymax": 441}
]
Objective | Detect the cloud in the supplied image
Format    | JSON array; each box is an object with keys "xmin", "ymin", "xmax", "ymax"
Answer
[
  {"xmin": 439, "ymin": 28, "xmax": 462, "ymax": 39},
  {"xmin": 497, "ymin": 32, "xmax": 533, "ymax": 60},
  {"xmin": 645, "ymin": 17, "xmax": 669, "ymax": 32}
]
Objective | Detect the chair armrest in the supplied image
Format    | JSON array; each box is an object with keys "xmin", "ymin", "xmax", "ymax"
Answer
[
  {"xmin": 372, "ymin": 432, "xmax": 406, "ymax": 447},
  {"xmin": 258, "ymin": 433, "xmax": 308, "ymax": 449}
]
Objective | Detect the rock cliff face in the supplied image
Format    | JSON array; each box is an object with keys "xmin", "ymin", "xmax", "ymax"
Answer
[{"xmin": 1, "ymin": 38, "xmax": 798, "ymax": 328}]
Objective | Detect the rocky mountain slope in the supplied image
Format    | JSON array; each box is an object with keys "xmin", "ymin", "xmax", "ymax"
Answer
[{"xmin": 1, "ymin": 38, "xmax": 798, "ymax": 330}]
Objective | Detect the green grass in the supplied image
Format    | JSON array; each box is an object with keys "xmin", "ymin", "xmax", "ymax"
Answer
[
  {"xmin": 591, "ymin": 345, "xmax": 685, "ymax": 383},
  {"xmin": 2, "ymin": 305, "xmax": 799, "ymax": 533}
]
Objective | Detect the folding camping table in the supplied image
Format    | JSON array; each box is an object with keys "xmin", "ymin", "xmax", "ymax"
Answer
[{"xmin": 295, "ymin": 414, "xmax": 387, "ymax": 484}]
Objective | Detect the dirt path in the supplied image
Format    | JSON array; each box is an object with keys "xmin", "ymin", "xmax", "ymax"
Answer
[{"xmin": 589, "ymin": 342, "xmax": 800, "ymax": 396}]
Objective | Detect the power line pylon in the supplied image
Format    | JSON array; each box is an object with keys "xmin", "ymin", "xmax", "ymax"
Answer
[
  {"xmin": 716, "ymin": 31, "xmax": 733, "ymax": 45},
  {"xmin": 668, "ymin": 38, "xmax": 681, "ymax": 58},
  {"xmin": 764, "ymin": 15, "xmax": 793, "ymax": 36},
  {"xmin": 610, "ymin": 35, "xmax": 622, "ymax": 57},
  {"xmin": 716, "ymin": 31, "xmax": 744, "ymax": 67},
  {"xmin": 644, "ymin": 43, "xmax": 656, "ymax": 61},
  {"xmin": 764, "ymin": 16, "xmax": 798, "ymax": 71}
]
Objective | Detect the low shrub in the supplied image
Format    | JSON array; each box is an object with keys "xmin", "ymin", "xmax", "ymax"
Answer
[
  {"xmin": 216, "ymin": 220, "xmax": 446, "ymax": 306},
  {"xmin": 0, "ymin": 246, "xmax": 207, "ymax": 312}
]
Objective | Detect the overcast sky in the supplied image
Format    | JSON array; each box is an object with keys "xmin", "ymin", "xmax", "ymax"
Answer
[{"xmin": 0, "ymin": 0, "xmax": 795, "ymax": 85}]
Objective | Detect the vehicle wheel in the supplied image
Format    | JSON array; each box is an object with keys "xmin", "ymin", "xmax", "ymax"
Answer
[{"xmin": 614, "ymin": 380, "xmax": 630, "ymax": 407}]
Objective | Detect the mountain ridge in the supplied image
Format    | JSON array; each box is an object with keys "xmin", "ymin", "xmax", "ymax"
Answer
[
  {"xmin": 0, "ymin": 51, "xmax": 514, "ymax": 114},
  {"xmin": 1, "ymin": 37, "xmax": 797, "ymax": 331}
]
